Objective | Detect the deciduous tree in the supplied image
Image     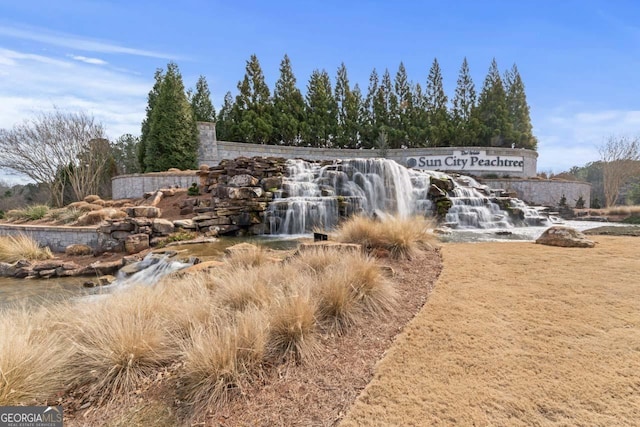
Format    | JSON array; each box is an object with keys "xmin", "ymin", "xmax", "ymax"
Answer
[
  {"xmin": 0, "ymin": 108, "xmax": 109, "ymax": 206},
  {"xmin": 598, "ymin": 136, "xmax": 640, "ymax": 207}
]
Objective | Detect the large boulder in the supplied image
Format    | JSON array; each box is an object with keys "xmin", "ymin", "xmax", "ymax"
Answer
[
  {"xmin": 65, "ymin": 244, "xmax": 93, "ymax": 256},
  {"xmin": 152, "ymin": 218, "xmax": 175, "ymax": 236},
  {"xmin": 126, "ymin": 206, "xmax": 161, "ymax": 218},
  {"xmin": 228, "ymin": 174, "xmax": 259, "ymax": 187},
  {"xmin": 535, "ymin": 226, "xmax": 595, "ymax": 248},
  {"xmin": 125, "ymin": 233, "xmax": 150, "ymax": 254}
]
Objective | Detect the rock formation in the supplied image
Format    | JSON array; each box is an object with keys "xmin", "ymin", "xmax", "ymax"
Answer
[{"xmin": 535, "ymin": 226, "xmax": 596, "ymax": 248}]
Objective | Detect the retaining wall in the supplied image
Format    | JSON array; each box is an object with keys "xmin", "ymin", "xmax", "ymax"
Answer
[
  {"xmin": 196, "ymin": 122, "xmax": 538, "ymax": 178},
  {"xmin": 482, "ymin": 179, "xmax": 592, "ymax": 208},
  {"xmin": 112, "ymin": 172, "xmax": 198, "ymax": 200},
  {"xmin": 0, "ymin": 224, "xmax": 98, "ymax": 253}
]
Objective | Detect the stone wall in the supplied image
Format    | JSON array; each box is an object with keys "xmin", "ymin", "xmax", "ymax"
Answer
[
  {"xmin": 481, "ymin": 179, "xmax": 592, "ymax": 208},
  {"xmin": 196, "ymin": 122, "xmax": 538, "ymax": 178},
  {"xmin": 112, "ymin": 171, "xmax": 198, "ymax": 199},
  {"xmin": 0, "ymin": 224, "xmax": 98, "ymax": 253}
]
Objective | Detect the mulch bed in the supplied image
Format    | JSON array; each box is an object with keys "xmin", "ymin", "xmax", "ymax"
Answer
[{"xmin": 62, "ymin": 248, "xmax": 442, "ymax": 426}]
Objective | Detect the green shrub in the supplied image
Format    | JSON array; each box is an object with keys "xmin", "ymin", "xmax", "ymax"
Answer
[
  {"xmin": 6, "ymin": 205, "xmax": 50, "ymax": 221},
  {"xmin": 621, "ymin": 215, "xmax": 640, "ymax": 224},
  {"xmin": 187, "ymin": 183, "xmax": 199, "ymax": 196}
]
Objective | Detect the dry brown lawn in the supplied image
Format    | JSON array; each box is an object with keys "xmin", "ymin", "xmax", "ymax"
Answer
[{"xmin": 342, "ymin": 236, "xmax": 640, "ymax": 426}]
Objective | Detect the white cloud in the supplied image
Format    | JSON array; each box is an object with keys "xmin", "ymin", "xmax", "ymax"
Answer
[
  {"xmin": 0, "ymin": 47, "xmax": 147, "ymax": 140},
  {"xmin": 534, "ymin": 107, "xmax": 640, "ymax": 173},
  {"xmin": 0, "ymin": 25, "xmax": 180, "ymax": 59},
  {"xmin": 67, "ymin": 54, "xmax": 108, "ymax": 65}
]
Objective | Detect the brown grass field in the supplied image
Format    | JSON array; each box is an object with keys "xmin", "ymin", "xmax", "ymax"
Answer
[{"xmin": 341, "ymin": 235, "xmax": 640, "ymax": 426}]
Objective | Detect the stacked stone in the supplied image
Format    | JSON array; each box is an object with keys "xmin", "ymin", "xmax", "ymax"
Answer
[
  {"xmin": 0, "ymin": 258, "xmax": 122, "ymax": 279},
  {"xmin": 194, "ymin": 157, "xmax": 287, "ymax": 236},
  {"xmin": 428, "ymin": 176, "xmax": 455, "ymax": 217},
  {"xmin": 97, "ymin": 206, "xmax": 175, "ymax": 253}
]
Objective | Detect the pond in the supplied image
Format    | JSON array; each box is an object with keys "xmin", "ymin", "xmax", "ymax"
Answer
[{"xmin": 0, "ymin": 235, "xmax": 304, "ymax": 309}]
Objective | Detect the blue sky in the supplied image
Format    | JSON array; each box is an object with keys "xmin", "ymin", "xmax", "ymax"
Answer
[{"xmin": 1, "ymin": 0, "xmax": 639, "ymax": 182}]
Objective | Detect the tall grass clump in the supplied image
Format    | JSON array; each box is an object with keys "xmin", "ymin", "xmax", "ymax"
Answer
[
  {"xmin": 267, "ymin": 290, "xmax": 318, "ymax": 363},
  {"xmin": 313, "ymin": 251, "xmax": 396, "ymax": 334},
  {"xmin": 291, "ymin": 246, "xmax": 343, "ymax": 274},
  {"xmin": 0, "ymin": 308, "xmax": 71, "ymax": 405},
  {"xmin": 214, "ymin": 267, "xmax": 278, "ymax": 311},
  {"xmin": 64, "ymin": 287, "xmax": 179, "ymax": 403},
  {"xmin": 45, "ymin": 207, "xmax": 83, "ymax": 224},
  {"xmin": 180, "ymin": 321, "xmax": 243, "ymax": 416},
  {"xmin": 224, "ymin": 244, "xmax": 270, "ymax": 268},
  {"xmin": 0, "ymin": 234, "xmax": 53, "ymax": 262},
  {"xmin": 154, "ymin": 273, "xmax": 219, "ymax": 339},
  {"xmin": 335, "ymin": 215, "xmax": 436, "ymax": 259},
  {"xmin": 5, "ymin": 204, "xmax": 50, "ymax": 221}
]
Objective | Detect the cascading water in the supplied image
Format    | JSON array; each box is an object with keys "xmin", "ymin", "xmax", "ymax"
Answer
[{"xmin": 266, "ymin": 158, "xmax": 550, "ymax": 234}]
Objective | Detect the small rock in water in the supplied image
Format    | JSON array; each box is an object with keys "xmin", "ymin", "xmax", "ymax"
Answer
[{"xmin": 495, "ymin": 231, "xmax": 513, "ymax": 236}]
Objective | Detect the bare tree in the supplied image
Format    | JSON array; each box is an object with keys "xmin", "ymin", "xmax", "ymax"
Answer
[
  {"xmin": 598, "ymin": 136, "xmax": 640, "ymax": 207},
  {"xmin": 0, "ymin": 109, "xmax": 109, "ymax": 207}
]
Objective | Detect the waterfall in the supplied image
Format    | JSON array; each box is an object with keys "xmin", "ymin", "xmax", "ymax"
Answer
[{"xmin": 266, "ymin": 158, "xmax": 549, "ymax": 234}]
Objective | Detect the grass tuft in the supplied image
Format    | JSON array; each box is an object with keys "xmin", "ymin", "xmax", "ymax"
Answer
[
  {"xmin": 335, "ymin": 215, "xmax": 436, "ymax": 259},
  {"xmin": 0, "ymin": 307, "xmax": 71, "ymax": 405},
  {"xmin": 0, "ymin": 234, "xmax": 53, "ymax": 263},
  {"xmin": 64, "ymin": 288, "xmax": 179, "ymax": 403},
  {"xmin": 267, "ymin": 290, "xmax": 318, "ymax": 363},
  {"xmin": 180, "ymin": 321, "xmax": 242, "ymax": 416},
  {"xmin": 290, "ymin": 246, "xmax": 342, "ymax": 274},
  {"xmin": 314, "ymin": 251, "xmax": 396, "ymax": 334},
  {"xmin": 224, "ymin": 245, "xmax": 270, "ymax": 268},
  {"xmin": 5, "ymin": 205, "xmax": 50, "ymax": 221},
  {"xmin": 214, "ymin": 266, "xmax": 278, "ymax": 311}
]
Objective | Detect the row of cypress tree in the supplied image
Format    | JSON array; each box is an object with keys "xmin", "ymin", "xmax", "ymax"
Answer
[
  {"xmin": 138, "ymin": 55, "xmax": 537, "ymax": 172},
  {"xmin": 216, "ymin": 55, "xmax": 537, "ymax": 150}
]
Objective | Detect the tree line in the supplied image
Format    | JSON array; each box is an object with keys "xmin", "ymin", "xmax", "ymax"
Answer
[{"xmin": 215, "ymin": 55, "xmax": 537, "ymax": 150}]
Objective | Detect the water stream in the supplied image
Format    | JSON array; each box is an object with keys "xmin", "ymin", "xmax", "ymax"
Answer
[
  {"xmin": 266, "ymin": 158, "xmax": 549, "ymax": 234},
  {"xmin": 0, "ymin": 158, "xmax": 612, "ymax": 308}
]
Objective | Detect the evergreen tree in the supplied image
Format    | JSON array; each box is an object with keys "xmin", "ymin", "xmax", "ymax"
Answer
[
  {"xmin": 347, "ymin": 84, "xmax": 363, "ymax": 148},
  {"xmin": 373, "ymin": 69, "xmax": 397, "ymax": 146},
  {"xmin": 111, "ymin": 134, "xmax": 141, "ymax": 175},
  {"xmin": 393, "ymin": 62, "xmax": 412, "ymax": 147},
  {"xmin": 504, "ymin": 64, "xmax": 537, "ymax": 149},
  {"xmin": 139, "ymin": 68, "xmax": 163, "ymax": 168},
  {"xmin": 189, "ymin": 75, "xmax": 216, "ymax": 122},
  {"xmin": 476, "ymin": 58, "xmax": 511, "ymax": 147},
  {"xmin": 216, "ymin": 91, "xmax": 235, "ymax": 141},
  {"xmin": 273, "ymin": 54, "xmax": 305, "ymax": 145},
  {"xmin": 451, "ymin": 57, "xmax": 480, "ymax": 146},
  {"xmin": 232, "ymin": 54, "xmax": 273, "ymax": 144},
  {"xmin": 425, "ymin": 58, "xmax": 450, "ymax": 146},
  {"xmin": 334, "ymin": 63, "xmax": 361, "ymax": 148},
  {"xmin": 408, "ymin": 83, "xmax": 428, "ymax": 147},
  {"xmin": 361, "ymin": 68, "xmax": 380, "ymax": 147},
  {"xmin": 144, "ymin": 62, "xmax": 199, "ymax": 172},
  {"xmin": 304, "ymin": 69, "xmax": 337, "ymax": 147}
]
